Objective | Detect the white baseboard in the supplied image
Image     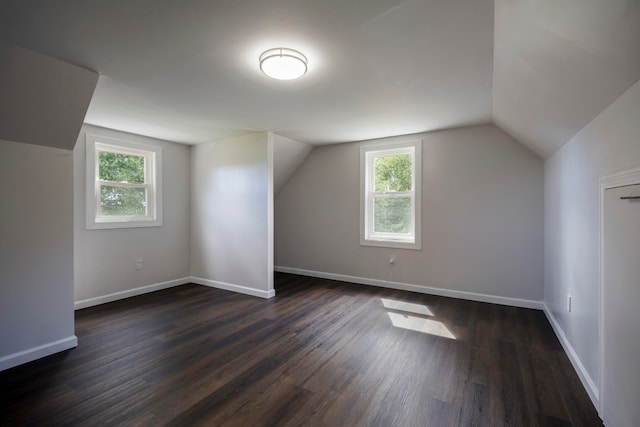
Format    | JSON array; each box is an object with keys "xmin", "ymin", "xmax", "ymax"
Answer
[
  {"xmin": 75, "ymin": 276, "xmax": 275, "ymax": 309},
  {"xmin": 191, "ymin": 276, "xmax": 276, "ymax": 299},
  {"xmin": 75, "ymin": 277, "xmax": 192, "ymax": 310},
  {"xmin": 0, "ymin": 336, "xmax": 77, "ymax": 372},
  {"xmin": 543, "ymin": 304, "xmax": 599, "ymax": 408},
  {"xmin": 275, "ymin": 266, "xmax": 543, "ymax": 309}
]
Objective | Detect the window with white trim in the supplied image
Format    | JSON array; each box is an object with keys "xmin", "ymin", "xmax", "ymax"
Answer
[
  {"xmin": 86, "ymin": 135, "xmax": 162, "ymax": 229},
  {"xmin": 360, "ymin": 140, "xmax": 421, "ymax": 249}
]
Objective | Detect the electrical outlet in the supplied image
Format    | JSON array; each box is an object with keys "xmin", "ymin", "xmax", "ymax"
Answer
[
  {"xmin": 136, "ymin": 259, "xmax": 143, "ymax": 270},
  {"xmin": 567, "ymin": 294, "xmax": 572, "ymax": 312}
]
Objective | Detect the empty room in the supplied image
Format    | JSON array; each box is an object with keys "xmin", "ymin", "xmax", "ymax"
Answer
[{"xmin": 1, "ymin": 1, "xmax": 639, "ymax": 426}]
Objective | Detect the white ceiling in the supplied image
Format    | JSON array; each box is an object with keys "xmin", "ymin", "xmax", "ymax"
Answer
[{"xmin": 0, "ymin": 0, "xmax": 638, "ymax": 158}]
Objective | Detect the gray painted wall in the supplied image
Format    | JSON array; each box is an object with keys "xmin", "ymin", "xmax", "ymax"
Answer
[
  {"xmin": 276, "ymin": 124, "xmax": 544, "ymax": 301},
  {"xmin": 544, "ymin": 79, "xmax": 640, "ymax": 397},
  {"xmin": 0, "ymin": 140, "xmax": 76, "ymax": 370},
  {"xmin": 191, "ymin": 132, "xmax": 274, "ymax": 296},
  {"xmin": 273, "ymin": 134, "xmax": 313, "ymax": 197},
  {"xmin": 73, "ymin": 125, "xmax": 191, "ymax": 305}
]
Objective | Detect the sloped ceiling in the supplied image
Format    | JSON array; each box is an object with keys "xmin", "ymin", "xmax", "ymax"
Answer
[
  {"xmin": 0, "ymin": 41, "xmax": 98, "ymax": 150},
  {"xmin": 0, "ymin": 0, "xmax": 638, "ymax": 158},
  {"xmin": 493, "ymin": 0, "xmax": 640, "ymax": 158}
]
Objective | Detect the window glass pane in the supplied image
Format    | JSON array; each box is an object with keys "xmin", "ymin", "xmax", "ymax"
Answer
[
  {"xmin": 374, "ymin": 196, "xmax": 411, "ymax": 233},
  {"xmin": 374, "ymin": 153, "xmax": 412, "ymax": 192},
  {"xmin": 100, "ymin": 186, "xmax": 147, "ymax": 216},
  {"xmin": 99, "ymin": 151, "xmax": 145, "ymax": 184}
]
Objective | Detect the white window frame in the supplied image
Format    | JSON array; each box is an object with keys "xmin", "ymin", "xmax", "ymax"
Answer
[
  {"xmin": 360, "ymin": 139, "xmax": 421, "ymax": 250},
  {"xmin": 86, "ymin": 134, "xmax": 163, "ymax": 230}
]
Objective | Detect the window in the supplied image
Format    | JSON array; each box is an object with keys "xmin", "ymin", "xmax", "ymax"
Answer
[
  {"xmin": 360, "ymin": 139, "xmax": 421, "ymax": 249},
  {"xmin": 86, "ymin": 134, "xmax": 162, "ymax": 229}
]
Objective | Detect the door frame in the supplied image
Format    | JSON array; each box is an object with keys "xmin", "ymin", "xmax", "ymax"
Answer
[{"xmin": 599, "ymin": 166, "xmax": 640, "ymax": 416}]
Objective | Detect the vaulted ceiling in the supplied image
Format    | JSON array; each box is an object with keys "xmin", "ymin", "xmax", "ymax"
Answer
[{"xmin": 1, "ymin": 0, "xmax": 638, "ymax": 158}]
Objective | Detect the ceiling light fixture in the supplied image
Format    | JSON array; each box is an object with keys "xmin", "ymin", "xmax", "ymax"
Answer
[{"xmin": 259, "ymin": 48, "xmax": 308, "ymax": 80}]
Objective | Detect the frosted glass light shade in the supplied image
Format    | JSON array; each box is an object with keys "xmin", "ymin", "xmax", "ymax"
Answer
[{"xmin": 259, "ymin": 48, "xmax": 308, "ymax": 80}]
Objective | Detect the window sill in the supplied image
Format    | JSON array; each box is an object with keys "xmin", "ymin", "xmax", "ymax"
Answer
[
  {"xmin": 87, "ymin": 219, "xmax": 162, "ymax": 230},
  {"xmin": 360, "ymin": 238, "xmax": 421, "ymax": 250}
]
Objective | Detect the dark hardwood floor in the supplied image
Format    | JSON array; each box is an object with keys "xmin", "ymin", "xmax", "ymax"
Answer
[{"xmin": 1, "ymin": 273, "xmax": 602, "ymax": 426}]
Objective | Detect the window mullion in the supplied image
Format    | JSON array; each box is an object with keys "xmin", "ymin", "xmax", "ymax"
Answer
[
  {"xmin": 372, "ymin": 191, "xmax": 413, "ymax": 197},
  {"xmin": 98, "ymin": 181, "xmax": 147, "ymax": 189}
]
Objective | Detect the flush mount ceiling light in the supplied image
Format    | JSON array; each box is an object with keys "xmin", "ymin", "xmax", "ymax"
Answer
[{"xmin": 259, "ymin": 48, "xmax": 308, "ymax": 80}]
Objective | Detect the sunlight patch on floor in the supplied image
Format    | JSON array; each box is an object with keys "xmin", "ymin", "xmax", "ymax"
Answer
[
  {"xmin": 381, "ymin": 298, "xmax": 455, "ymax": 339},
  {"xmin": 386, "ymin": 312, "xmax": 456, "ymax": 339},
  {"xmin": 381, "ymin": 298, "xmax": 433, "ymax": 316}
]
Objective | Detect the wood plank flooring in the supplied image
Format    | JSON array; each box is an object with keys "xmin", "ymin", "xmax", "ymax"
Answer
[{"xmin": 0, "ymin": 273, "xmax": 602, "ymax": 426}]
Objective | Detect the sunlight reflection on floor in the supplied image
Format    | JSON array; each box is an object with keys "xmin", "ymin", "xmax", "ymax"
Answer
[
  {"xmin": 381, "ymin": 298, "xmax": 434, "ymax": 316},
  {"xmin": 382, "ymin": 298, "xmax": 456, "ymax": 339}
]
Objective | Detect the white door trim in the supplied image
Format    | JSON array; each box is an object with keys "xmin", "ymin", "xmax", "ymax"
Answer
[{"xmin": 599, "ymin": 166, "xmax": 640, "ymax": 416}]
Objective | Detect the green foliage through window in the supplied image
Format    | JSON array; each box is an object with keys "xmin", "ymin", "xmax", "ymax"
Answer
[
  {"xmin": 100, "ymin": 186, "xmax": 147, "ymax": 216},
  {"xmin": 98, "ymin": 150, "xmax": 147, "ymax": 216},
  {"xmin": 362, "ymin": 141, "xmax": 420, "ymax": 247},
  {"xmin": 372, "ymin": 153, "xmax": 413, "ymax": 233},
  {"xmin": 374, "ymin": 197, "xmax": 411, "ymax": 233},
  {"xmin": 374, "ymin": 154, "xmax": 412, "ymax": 192},
  {"xmin": 99, "ymin": 152, "xmax": 145, "ymax": 183}
]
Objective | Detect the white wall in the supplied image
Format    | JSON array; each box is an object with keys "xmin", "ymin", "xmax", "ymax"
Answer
[
  {"xmin": 74, "ymin": 125, "xmax": 191, "ymax": 307},
  {"xmin": 276, "ymin": 124, "xmax": 544, "ymax": 303},
  {"xmin": 544, "ymin": 79, "xmax": 640, "ymax": 403},
  {"xmin": 0, "ymin": 140, "xmax": 77, "ymax": 370},
  {"xmin": 190, "ymin": 132, "xmax": 274, "ymax": 298}
]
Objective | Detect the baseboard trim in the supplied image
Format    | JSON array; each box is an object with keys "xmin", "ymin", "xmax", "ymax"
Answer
[
  {"xmin": 0, "ymin": 336, "xmax": 78, "ymax": 372},
  {"xmin": 74, "ymin": 277, "xmax": 192, "ymax": 310},
  {"xmin": 543, "ymin": 304, "xmax": 599, "ymax": 408},
  {"xmin": 275, "ymin": 266, "xmax": 543, "ymax": 309},
  {"xmin": 191, "ymin": 276, "xmax": 276, "ymax": 299}
]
